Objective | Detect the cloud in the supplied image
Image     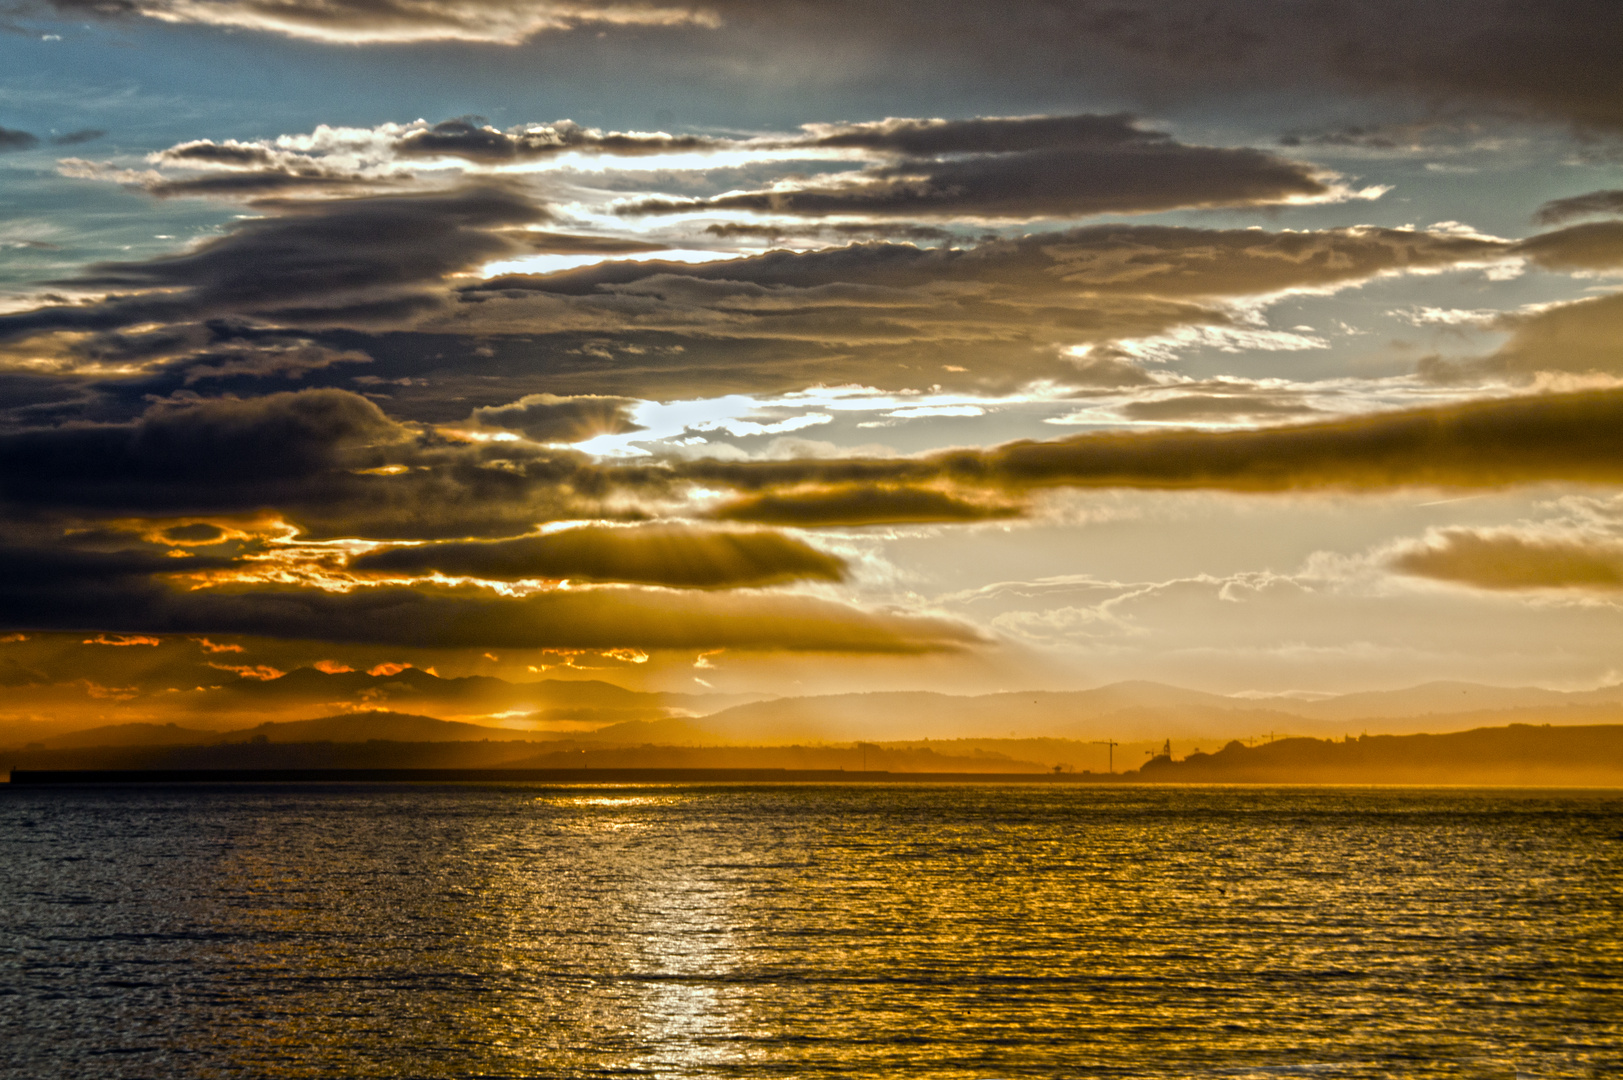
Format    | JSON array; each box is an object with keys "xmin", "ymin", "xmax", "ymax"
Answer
[
  {"xmin": 349, "ymin": 524, "xmax": 846, "ymax": 587},
  {"xmin": 30, "ymin": 2, "xmax": 1623, "ymax": 132},
  {"xmin": 680, "ymin": 388, "xmax": 1623, "ymax": 498},
  {"xmin": 1277, "ymin": 122, "xmax": 1444, "ymax": 150},
  {"xmin": 0, "ymin": 389, "xmax": 406, "ymax": 516},
  {"xmin": 177, "ymin": 341, "xmax": 374, "ymax": 384},
  {"xmin": 1117, "ymin": 393, "xmax": 1322, "ymax": 423},
  {"xmin": 620, "ymin": 114, "xmax": 1336, "ymax": 220},
  {"xmin": 711, "ymin": 485, "xmax": 1024, "ymax": 526},
  {"xmin": 0, "ymin": 388, "xmax": 648, "ymax": 540},
  {"xmin": 523, "ymin": 232, "xmax": 672, "ymax": 255},
  {"xmin": 0, "ymin": 548, "xmax": 974, "ymax": 652},
  {"xmin": 50, "ymin": 129, "xmax": 106, "ymax": 146},
  {"xmin": 1513, "ymin": 221, "xmax": 1623, "ymax": 273},
  {"xmin": 1391, "ymin": 529, "xmax": 1623, "ymax": 590},
  {"xmin": 145, "ymin": 172, "xmax": 391, "ymax": 200},
  {"xmin": 0, "ymin": 184, "xmax": 548, "ymax": 339},
  {"xmin": 702, "ymin": 1, "xmax": 1623, "ymax": 132},
  {"xmin": 38, "ymin": 0, "xmax": 719, "ymax": 44},
  {"xmin": 1536, "ymin": 190, "xmax": 1623, "ymax": 225},
  {"xmin": 1483, "ymin": 292, "xmax": 1623, "ymax": 377},
  {"xmin": 7, "ymin": 379, "xmax": 1622, "ymax": 550},
  {"xmin": 451, "ymin": 223, "xmax": 1501, "ymax": 393},
  {"xmin": 394, "ymin": 116, "xmax": 725, "ymax": 162},
  {"xmin": 471, "ymin": 392, "xmax": 644, "ymax": 443},
  {"xmin": 701, "ymin": 222, "xmax": 955, "ymax": 244},
  {"xmin": 785, "ymin": 113, "xmax": 1167, "ymax": 157},
  {"xmin": 479, "ymin": 223, "xmax": 1502, "ymax": 303},
  {"xmin": 0, "ymin": 126, "xmax": 39, "ymax": 151}
]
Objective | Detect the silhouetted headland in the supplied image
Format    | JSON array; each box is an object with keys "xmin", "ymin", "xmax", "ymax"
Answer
[{"xmin": 1136, "ymin": 724, "xmax": 1623, "ymax": 785}]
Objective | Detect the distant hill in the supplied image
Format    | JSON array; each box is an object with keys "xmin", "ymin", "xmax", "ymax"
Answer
[
  {"xmin": 695, "ymin": 682, "xmax": 1623, "ymax": 743},
  {"xmin": 26, "ymin": 710, "xmax": 734, "ymax": 751},
  {"xmin": 9, "ymin": 723, "xmax": 1620, "ymax": 785},
  {"xmin": 10, "ymin": 676, "xmax": 1623, "ymax": 754},
  {"xmin": 0, "ymin": 667, "xmax": 764, "ymax": 745},
  {"xmin": 38, "ymin": 722, "xmax": 226, "ymax": 749},
  {"xmin": 1135, "ymin": 724, "xmax": 1623, "ymax": 785},
  {"xmin": 1280, "ymin": 681, "xmax": 1623, "ymax": 722},
  {"xmin": 29, "ymin": 711, "xmax": 534, "ymax": 749}
]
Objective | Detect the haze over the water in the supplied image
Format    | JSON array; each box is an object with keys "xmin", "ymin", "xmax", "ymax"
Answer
[{"xmin": 3, "ymin": 0, "xmax": 1623, "ymax": 716}]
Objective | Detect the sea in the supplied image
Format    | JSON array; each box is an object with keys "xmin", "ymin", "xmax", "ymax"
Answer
[{"xmin": 2, "ymin": 783, "xmax": 1619, "ymax": 1079}]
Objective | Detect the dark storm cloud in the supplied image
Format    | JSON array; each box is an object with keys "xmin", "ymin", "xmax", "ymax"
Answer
[
  {"xmin": 0, "ymin": 126, "xmax": 39, "ymax": 151},
  {"xmin": 394, "ymin": 117, "xmax": 725, "ymax": 162},
  {"xmin": 1535, "ymin": 190, "xmax": 1623, "ymax": 225},
  {"xmin": 0, "ymin": 184, "xmax": 547, "ymax": 339},
  {"xmin": 711, "ymin": 486, "xmax": 1023, "ymax": 527},
  {"xmin": 471, "ymin": 393, "xmax": 644, "ymax": 443},
  {"xmin": 678, "ymin": 389, "xmax": 1623, "ymax": 499},
  {"xmin": 1391, "ymin": 530, "xmax": 1623, "ymax": 590},
  {"xmin": 0, "ymin": 389, "xmax": 406, "ymax": 513},
  {"xmin": 0, "ymin": 566, "xmax": 975, "ymax": 653},
  {"xmin": 0, "ymin": 388, "xmax": 668, "ymax": 540},
  {"xmin": 349, "ymin": 525, "xmax": 847, "ymax": 587},
  {"xmin": 620, "ymin": 116, "xmax": 1333, "ymax": 220}
]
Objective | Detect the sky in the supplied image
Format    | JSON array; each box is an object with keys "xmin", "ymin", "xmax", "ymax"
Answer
[{"xmin": 2, "ymin": 0, "xmax": 1623, "ymax": 724}]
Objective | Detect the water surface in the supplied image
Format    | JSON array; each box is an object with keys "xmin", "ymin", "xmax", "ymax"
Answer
[{"xmin": 2, "ymin": 784, "xmax": 1619, "ymax": 1078}]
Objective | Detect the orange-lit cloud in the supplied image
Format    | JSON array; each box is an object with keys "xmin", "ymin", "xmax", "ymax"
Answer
[
  {"xmin": 207, "ymin": 662, "xmax": 287, "ymax": 680},
  {"xmin": 367, "ymin": 661, "xmax": 413, "ymax": 676},
  {"xmin": 349, "ymin": 525, "xmax": 846, "ymax": 587},
  {"xmin": 1391, "ymin": 530, "xmax": 1623, "ymax": 591},
  {"xmin": 83, "ymin": 634, "xmax": 162, "ymax": 646}
]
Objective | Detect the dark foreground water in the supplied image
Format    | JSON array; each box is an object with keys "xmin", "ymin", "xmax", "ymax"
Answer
[{"xmin": 1, "ymin": 784, "xmax": 1619, "ymax": 1079}]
